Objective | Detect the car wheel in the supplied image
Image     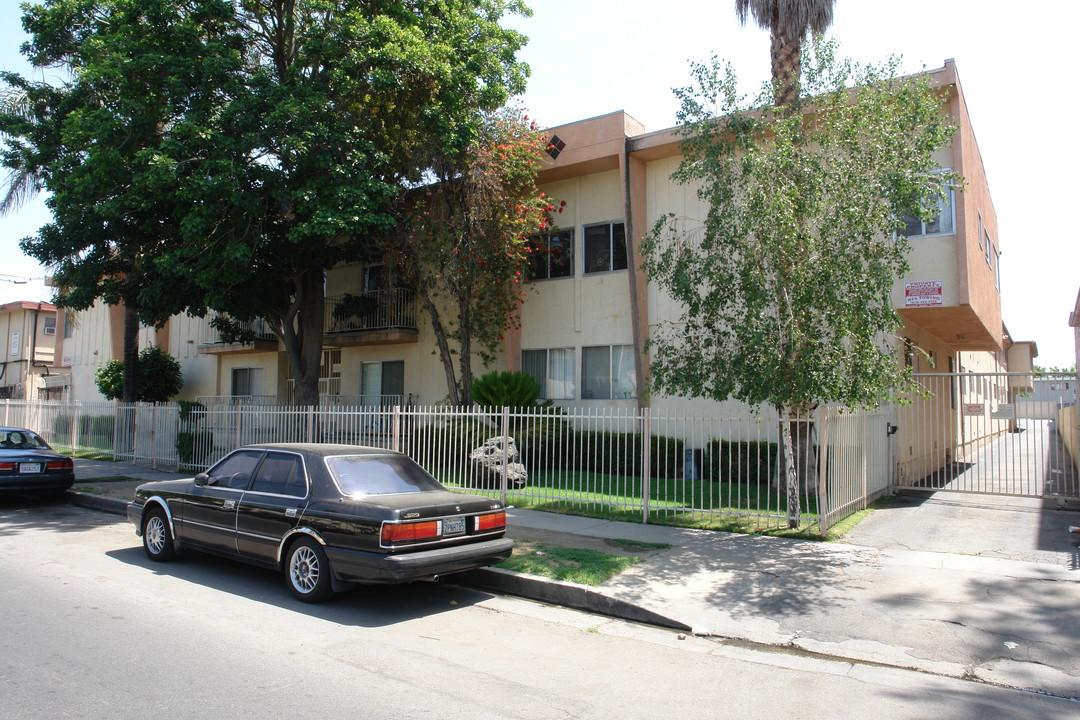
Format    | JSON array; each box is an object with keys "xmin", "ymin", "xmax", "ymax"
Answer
[
  {"xmin": 285, "ymin": 537, "xmax": 334, "ymax": 603},
  {"xmin": 143, "ymin": 508, "xmax": 177, "ymax": 562}
]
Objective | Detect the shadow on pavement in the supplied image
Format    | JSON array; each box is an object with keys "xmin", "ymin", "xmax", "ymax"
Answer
[{"xmin": 104, "ymin": 544, "xmax": 498, "ymax": 629}]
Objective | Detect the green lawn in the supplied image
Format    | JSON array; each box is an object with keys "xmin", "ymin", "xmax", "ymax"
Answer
[{"xmin": 432, "ymin": 466, "xmax": 824, "ymax": 534}]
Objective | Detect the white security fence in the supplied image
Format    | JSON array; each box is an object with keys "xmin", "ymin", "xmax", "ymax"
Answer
[
  {"xmin": 894, "ymin": 372, "xmax": 1079, "ymax": 498},
  {"xmin": 1, "ymin": 399, "xmax": 925, "ymax": 533}
]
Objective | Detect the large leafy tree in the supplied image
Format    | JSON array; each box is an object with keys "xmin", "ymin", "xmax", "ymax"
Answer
[
  {"xmin": 388, "ymin": 107, "xmax": 553, "ymax": 406},
  {"xmin": 1, "ymin": 0, "xmax": 242, "ymax": 402},
  {"xmin": 735, "ymin": 0, "xmax": 835, "ymax": 107},
  {"xmin": 641, "ymin": 41, "xmax": 958, "ymax": 527},
  {"xmin": 175, "ymin": 0, "xmax": 532, "ymax": 406}
]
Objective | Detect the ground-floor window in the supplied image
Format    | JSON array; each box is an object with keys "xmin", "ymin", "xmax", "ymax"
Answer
[
  {"xmin": 581, "ymin": 345, "xmax": 636, "ymax": 399},
  {"xmin": 231, "ymin": 367, "xmax": 263, "ymax": 397},
  {"xmin": 361, "ymin": 360, "xmax": 404, "ymax": 405},
  {"xmin": 521, "ymin": 348, "xmax": 575, "ymax": 400}
]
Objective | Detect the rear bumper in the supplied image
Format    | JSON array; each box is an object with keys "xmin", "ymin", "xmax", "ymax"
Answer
[
  {"xmin": 325, "ymin": 537, "xmax": 514, "ymax": 584},
  {"xmin": 0, "ymin": 473, "xmax": 75, "ymax": 495}
]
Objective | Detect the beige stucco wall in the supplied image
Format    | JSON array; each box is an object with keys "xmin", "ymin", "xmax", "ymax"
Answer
[{"xmin": 516, "ymin": 169, "xmax": 639, "ymax": 410}]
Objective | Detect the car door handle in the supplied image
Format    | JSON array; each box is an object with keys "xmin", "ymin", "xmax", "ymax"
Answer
[{"xmin": 223, "ymin": 500, "xmax": 236, "ymax": 510}]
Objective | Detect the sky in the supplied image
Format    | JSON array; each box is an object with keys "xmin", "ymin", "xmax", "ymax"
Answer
[{"xmin": 1, "ymin": 0, "xmax": 1077, "ymax": 368}]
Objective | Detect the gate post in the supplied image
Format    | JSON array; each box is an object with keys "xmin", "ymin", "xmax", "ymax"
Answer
[
  {"xmin": 641, "ymin": 407, "xmax": 651, "ymax": 524},
  {"xmin": 816, "ymin": 406, "xmax": 830, "ymax": 537}
]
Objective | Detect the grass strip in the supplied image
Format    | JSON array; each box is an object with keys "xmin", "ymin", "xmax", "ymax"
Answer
[{"xmin": 497, "ymin": 541, "xmax": 642, "ymax": 586}]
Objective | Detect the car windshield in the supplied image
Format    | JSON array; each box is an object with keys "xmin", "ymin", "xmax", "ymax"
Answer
[
  {"xmin": 326, "ymin": 455, "xmax": 446, "ymax": 496},
  {"xmin": 0, "ymin": 430, "xmax": 50, "ymax": 451}
]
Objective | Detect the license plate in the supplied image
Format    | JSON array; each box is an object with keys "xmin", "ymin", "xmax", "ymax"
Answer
[
  {"xmin": 18, "ymin": 463, "xmax": 43, "ymax": 474},
  {"xmin": 442, "ymin": 517, "xmax": 465, "ymax": 536}
]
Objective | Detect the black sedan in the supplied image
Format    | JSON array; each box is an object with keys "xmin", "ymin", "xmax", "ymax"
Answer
[
  {"xmin": 126, "ymin": 444, "xmax": 513, "ymax": 602},
  {"xmin": 0, "ymin": 427, "xmax": 75, "ymax": 498}
]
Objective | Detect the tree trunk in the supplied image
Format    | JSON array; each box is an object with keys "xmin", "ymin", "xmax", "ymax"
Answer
[
  {"xmin": 457, "ymin": 297, "xmax": 473, "ymax": 407},
  {"xmin": 770, "ymin": 28, "xmax": 802, "ymax": 108},
  {"xmin": 777, "ymin": 405, "xmax": 820, "ymax": 529},
  {"xmin": 417, "ymin": 284, "xmax": 460, "ymax": 406},
  {"xmin": 779, "ymin": 406, "xmax": 801, "ymax": 529},
  {"xmin": 281, "ymin": 270, "xmax": 325, "ymax": 407},
  {"xmin": 122, "ymin": 304, "xmax": 140, "ymax": 403}
]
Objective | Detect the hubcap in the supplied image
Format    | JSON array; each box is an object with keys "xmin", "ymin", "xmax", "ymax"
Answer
[
  {"xmin": 146, "ymin": 516, "xmax": 167, "ymax": 554},
  {"xmin": 290, "ymin": 546, "xmax": 320, "ymax": 593}
]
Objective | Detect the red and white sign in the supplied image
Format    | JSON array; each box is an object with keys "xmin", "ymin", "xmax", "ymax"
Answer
[{"xmin": 905, "ymin": 280, "xmax": 943, "ymax": 307}]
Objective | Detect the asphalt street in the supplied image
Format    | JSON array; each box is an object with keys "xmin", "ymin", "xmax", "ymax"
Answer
[{"xmin": 2, "ymin": 499, "xmax": 1078, "ymax": 719}]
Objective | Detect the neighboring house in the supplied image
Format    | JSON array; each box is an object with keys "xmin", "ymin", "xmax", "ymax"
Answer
[
  {"xmin": 0, "ymin": 300, "xmax": 60, "ymax": 400},
  {"xmin": 49, "ymin": 60, "xmax": 1021, "ymax": 438},
  {"xmin": 1070, "ymin": 286, "xmax": 1080, "ymax": 372}
]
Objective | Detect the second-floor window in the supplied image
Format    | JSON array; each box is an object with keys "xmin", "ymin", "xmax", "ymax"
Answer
[
  {"xmin": 583, "ymin": 222, "xmax": 627, "ymax": 274},
  {"xmin": 529, "ymin": 230, "xmax": 574, "ymax": 280},
  {"xmin": 899, "ymin": 189, "xmax": 954, "ymax": 238}
]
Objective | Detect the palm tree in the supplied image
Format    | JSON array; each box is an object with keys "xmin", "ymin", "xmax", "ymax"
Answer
[
  {"xmin": 0, "ymin": 87, "xmax": 40, "ymax": 216},
  {"xmin": 735, "ymin": 0, "xmax": 836, "ymax": 107}
]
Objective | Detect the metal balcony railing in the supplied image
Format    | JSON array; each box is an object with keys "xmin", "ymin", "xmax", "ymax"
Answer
[
  {"xmin": 325, "ymin": 289, "xmax": 417, "ymax": 334},
  {"xmin": 200, "ymin": 314, "xmax": 277, "ymax": 346}
]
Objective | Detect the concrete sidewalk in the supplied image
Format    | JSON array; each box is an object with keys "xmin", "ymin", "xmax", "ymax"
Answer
[{"xmin": 68, "ymin": 459, "xmax": 1080, "ymax": 700}]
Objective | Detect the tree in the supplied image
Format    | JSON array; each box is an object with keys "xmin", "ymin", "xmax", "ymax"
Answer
[
  {"xmin": 95, "ymin": 345, "xmax": 183, "ymax": 402},
  {"xmin": 641, "ymin": 41, "xmax": 958, "ymax": 527},
  {"xmin": 389, "ymin": 107, "xmax": 554, "ymax": 406},
  {"xmin": 735, "ymin": 0, "xmax": 835, "ymax": 107},
  {"xmin": 173, "ymin": 0, "xmax": 533, "ymax": 407},
  {"xmin": 2, "ymin": 0, "xmax": 241, "ymax": 402}
]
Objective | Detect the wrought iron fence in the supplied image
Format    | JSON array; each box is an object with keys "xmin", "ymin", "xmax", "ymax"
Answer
[{"xmin": 2, "ymin": 399, "xmax": 895, "ymax": 534}]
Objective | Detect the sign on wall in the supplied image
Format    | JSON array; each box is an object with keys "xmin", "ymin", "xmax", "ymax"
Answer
[
  {"xmin": 9, "ymin": 331, "xmax": 20, "ymax": 358},
  {"xmin": 905, "ymin": 280, "xmax": 943, "ymax": 307}
]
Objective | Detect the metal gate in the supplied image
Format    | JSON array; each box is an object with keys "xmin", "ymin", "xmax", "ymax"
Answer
[{"xmin": 894, "ymin": 372, "xmax": 1079, "ymax": 499}]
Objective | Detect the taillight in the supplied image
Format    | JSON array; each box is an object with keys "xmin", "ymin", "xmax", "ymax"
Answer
[
  {"xmin": 475, "ymin": 511, "xmax": 506, "ymax": 532},
  {"xmin": 0, "ymin": 462, "xmax": 13, "ymax": 470},
  {"xmin": 46, "ymin": 459, "xmax": 74, "ymax": 471},
  {"xmin": 381, "ymin": 521, "xmax": 439, "ymax": 545}
]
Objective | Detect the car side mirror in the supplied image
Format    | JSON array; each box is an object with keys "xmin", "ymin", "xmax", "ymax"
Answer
[{"xmin": 194, "ymin": 472, "xmax": 210, "ymax": 486}]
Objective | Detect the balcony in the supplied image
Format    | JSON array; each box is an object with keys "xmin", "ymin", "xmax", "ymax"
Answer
[
  {"xmin": 324, "ymin": 289, "xmax": 419, "ymax": 346},
  {"xmin": 199, "ymin": 314, "xmax": 279, "ymax": 355}
]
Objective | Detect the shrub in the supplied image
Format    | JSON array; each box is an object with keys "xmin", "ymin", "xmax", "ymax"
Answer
[
  {"xmin": 94, "ymin": 345, "xmax": 183, "ymax": 402},
  {"xmin": 565, "ymin": 431, "xmax": 685, "ymax": 479},
  {"xmin": 703, "ymin": 440, "xmax": 778, "ymax": 485},
  {"xmin": 472, "ymin": 371, "xmax": 541, "ymax": 409}
]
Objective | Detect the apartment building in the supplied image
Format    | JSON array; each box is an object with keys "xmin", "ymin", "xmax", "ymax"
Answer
[{"xmin": 54, "ymin": 60, "xmax": 1027, "ymax": 432}]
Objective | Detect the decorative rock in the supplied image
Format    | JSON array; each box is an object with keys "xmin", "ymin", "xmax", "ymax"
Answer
[{"xmin": 468, "ymin": 436, "xmax": 528, "ymax": 489}]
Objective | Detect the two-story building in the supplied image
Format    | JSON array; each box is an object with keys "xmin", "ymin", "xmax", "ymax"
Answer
[{"xmin": 0, "ymin": 300, "xmax": 61, "ymax": 400}]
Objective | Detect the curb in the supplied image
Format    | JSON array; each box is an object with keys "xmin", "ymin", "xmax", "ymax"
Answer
[
  {"xmin": 66, "ymin": 490, "xmax": 129, "ymax": 517},
  {"xmin": 459, "ymin": 567, "xmax": 690, "ymax": 632},
  {"xmin": 65, "ymin": 489, "xmax": 678, "ymax": 632}
]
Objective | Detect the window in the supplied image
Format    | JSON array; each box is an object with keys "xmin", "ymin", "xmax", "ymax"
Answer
[
  {"xmin": 529, "ymin": 230, "xmax": 574, "ymax": 280},
  {"xmin": 363, "ymin": 263, "xmax": 388, "ymax": 292},
  {"xmin": 995, "ymin": 248, "xmax": 1001, "ymax": 290},
  {"xmin": 250, "ymin": 452, "xmax": 306, "ymax": 497},
  {"xmin": 583, "ymin": 222, "xmax": 627, "ymax": 274},
  {"xmin": 43, "ymin": 317, "xmax": 56, "ymax": 336},
  {"xmin": 522, "ymin": 348, "xmax": 576, "ymax": 400},
  {"xmin": 582, "ymin": 345, "xmax": 636, "ymax": 399},
  {"xmin": 899, "ymin": 190, "xmax": 954, "ymax": 238},
  {"xmin": 207, "ymin": 450, "xmax": 263, "ymax": 490},
  {"xmin": 231, "ymin": 367, "xmax": 263, "ymax": 397},
  {"xmin": 62, "ymin": 312, "xmax": 73, "ymax": 339},
  {"xmin": 361, "ymin": 360, "xmax": 404, "ymax": 405},
  {"xmin": 902, "ymin": 338, "xmax": 914, "ymax": 368},
  {"xmin": 984, "ymin": 231, "xmax": 993, "ymax": 267}
]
